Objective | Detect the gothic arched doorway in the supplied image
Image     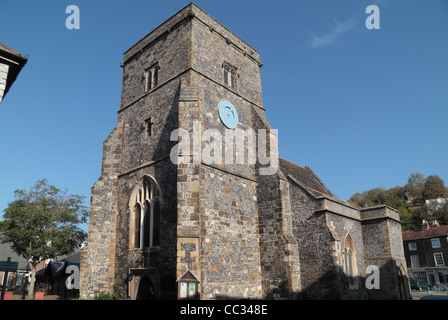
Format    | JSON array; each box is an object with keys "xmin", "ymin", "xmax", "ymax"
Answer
[{"xmin": 136, "ymin": 276, "xmax": 155, "ymax": 300}]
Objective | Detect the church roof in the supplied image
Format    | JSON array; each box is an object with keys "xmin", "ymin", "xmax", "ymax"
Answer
[
  {"xmin": 402, "ymin": 225, "xmax": 448, "ymax": 241},
  {"xmin": 279, "ymin": 158, "xmax": 334, "ymax": 198}
]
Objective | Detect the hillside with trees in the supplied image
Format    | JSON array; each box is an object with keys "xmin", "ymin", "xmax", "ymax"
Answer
[{"xmin": 348, "ymin": 173, "xmax": 448, "ymax": 231}]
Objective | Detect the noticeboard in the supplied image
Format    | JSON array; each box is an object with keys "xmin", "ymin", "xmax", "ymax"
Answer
[
  {"xmin": 177, "ymin": 270, "xmax": 199, "ymax": 299},
  {"xmin": 0, "ymin": 261, "xmax": 18, "ymax": 272}
]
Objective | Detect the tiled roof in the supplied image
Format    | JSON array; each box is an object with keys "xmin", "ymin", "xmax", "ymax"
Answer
[
  {"xmin": 402, "ymin": 225, "xmax": 448, "ymax": 241},
  {"xmin": 279, "ymin": 158, "xmax": 334, "ymax": 198}
]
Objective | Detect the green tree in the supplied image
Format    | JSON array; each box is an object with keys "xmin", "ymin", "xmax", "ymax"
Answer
[
  {"xmin": 405, "ymin": 172, "xmax": 426, "ymax": 200},
  {"xmin": 348, "ymin": 186, "xmax": 407, "ymax": 210},
  {"xmin": 0, "ymin": 179, "xmax": 88, "ymax": 300},
  {"xmin": 423, "ymin": 175, "xmax": 448, "ymax": 200},
  {"xmin": 408, "ymin": 206, "xmax": 427, "ymax": 231},
  {"xmin": 398, "ymin": 207, "xmax": 413, "ymax": 231},
  {"xmin": 385, "ymin": 186, "xmax": 408, "ymax": 210},
  {"xmin": 348, "ymin": 192, "xmax": 364, "ymax": 207},
  {"xmin": 434, "ymin": 201, "xmax": 448, "ymax": 225},
  {"xmin": 348, "ymin": 172, "xmax": 448, "ymax": 231}
]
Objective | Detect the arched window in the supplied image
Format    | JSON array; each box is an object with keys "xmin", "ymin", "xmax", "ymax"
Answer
[
  {"xmin": 129, "ymin": 175, "xmax": 162, "ymax": 249},
  {"xmin": 343, "ymin": 235, "xmax": 358, "ymax": 289},
  {"xmin": 133, "ymin": 203, "xmax": 141, "ymax": 247},
  {"xmin": 152, "ymin": 198, "xmax": 161, "ymax": 247},
  {"xmin": 142, "ymin": 200, "xmax": 151, "ymax": 248}
]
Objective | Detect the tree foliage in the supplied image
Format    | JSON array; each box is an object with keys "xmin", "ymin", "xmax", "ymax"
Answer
[
  {"xmin": 348, "ymin": 186, "xmax": 408, "ymax": 211},
  {"xmin": 423, "ymin": 175, "xmax": 448, "ymax": 199},
  {"xmin": 0, "ymin": 179, "xmax": 88, "ymax": 299},
  {"xmin": 433, "ymin": 201, "xmax": 448, "ymax": 225},
  {"xmin": 405, "ymin": 172, "xmax": 426, "ymax": 200},
  {"xmin": 348, "ymin": 172, "xmax": 448, "ymax": 231}
]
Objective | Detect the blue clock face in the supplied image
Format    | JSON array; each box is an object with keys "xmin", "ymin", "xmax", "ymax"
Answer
[{"xmin": 218, "ymin": 100, "xmax": 238, "ymax": 129}]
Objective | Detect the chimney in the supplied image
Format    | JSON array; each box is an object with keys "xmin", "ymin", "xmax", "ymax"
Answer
[{"xmin": 422, "ymin": 220, "xmax": 430, "ymax": 231}]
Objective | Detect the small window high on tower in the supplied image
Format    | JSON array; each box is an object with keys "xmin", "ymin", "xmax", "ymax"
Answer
[
  {"xmin": 144, "ymin": 63, "xmax": 159, "ymax": 92},
  {"xmin": 144, "ymin": 117, "xmax": 152, "ymax": 137},
  {"xmin": 223, "ymin": 63, "xmax": 237, "ymax": 90}
]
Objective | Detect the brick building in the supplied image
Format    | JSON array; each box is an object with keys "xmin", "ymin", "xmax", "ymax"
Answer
[
  {"xmin": 80, "ymin": 3, "xmax": 410, "ymax": 300},
  {"xmin": 403, "ymin": 225, "xmax": 448, "ymax": 287}
]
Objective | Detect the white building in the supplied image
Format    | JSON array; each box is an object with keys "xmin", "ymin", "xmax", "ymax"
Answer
[{"xmin": 0, "ymin": 43, "xmax": 27, "ymax": 104}]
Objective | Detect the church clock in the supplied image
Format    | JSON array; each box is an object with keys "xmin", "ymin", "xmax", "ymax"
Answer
[{"xmin": 218, "ymin": 100, "xmax": 239, "ymax": 129}]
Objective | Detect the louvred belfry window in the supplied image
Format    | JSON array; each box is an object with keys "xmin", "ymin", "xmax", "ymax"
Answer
[{"xmin": 223, "ymin": 63, "xmax": 237, "ymax": 90}]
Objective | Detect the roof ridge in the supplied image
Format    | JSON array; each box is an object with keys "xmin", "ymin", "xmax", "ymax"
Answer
[
  {"xmin": 402, "ymin": 224, "xmax": 448, "ymax": 240},
  {"xmin": 279, "ymin": 158, "xmax": 305, "ymax": 170}
]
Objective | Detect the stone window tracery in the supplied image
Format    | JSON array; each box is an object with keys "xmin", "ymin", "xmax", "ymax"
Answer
[
  {"xmin": 144, "ymin": 63, "xmax": 159, "ymax": 93},
  {"xmin": 343, "ymin": 235, "xmax": 358, "ymax": 289},
  {"xmin": 129, "ymin": 175, "xmax": 162, "ymax": 249}
]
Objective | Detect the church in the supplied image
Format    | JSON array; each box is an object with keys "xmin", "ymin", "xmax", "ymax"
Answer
[{"xmin": 80, "ymin": 3, "xmax": 410, "ymax": 300}]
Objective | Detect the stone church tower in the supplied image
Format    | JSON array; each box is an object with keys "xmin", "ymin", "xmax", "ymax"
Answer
[{"xmin": 80, "ymin": 3, "xmax": 410, "ymax": 300}]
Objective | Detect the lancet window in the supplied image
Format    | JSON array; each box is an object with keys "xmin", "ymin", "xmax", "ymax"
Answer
[{"xmin": 130, "ymin": 176, "xmax": 162, "ymax": 249}]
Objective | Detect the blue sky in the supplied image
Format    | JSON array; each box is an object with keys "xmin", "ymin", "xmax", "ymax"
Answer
[{"xmin": 0, "ymin": 0, "xmax": 447, "ymax": 228}]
